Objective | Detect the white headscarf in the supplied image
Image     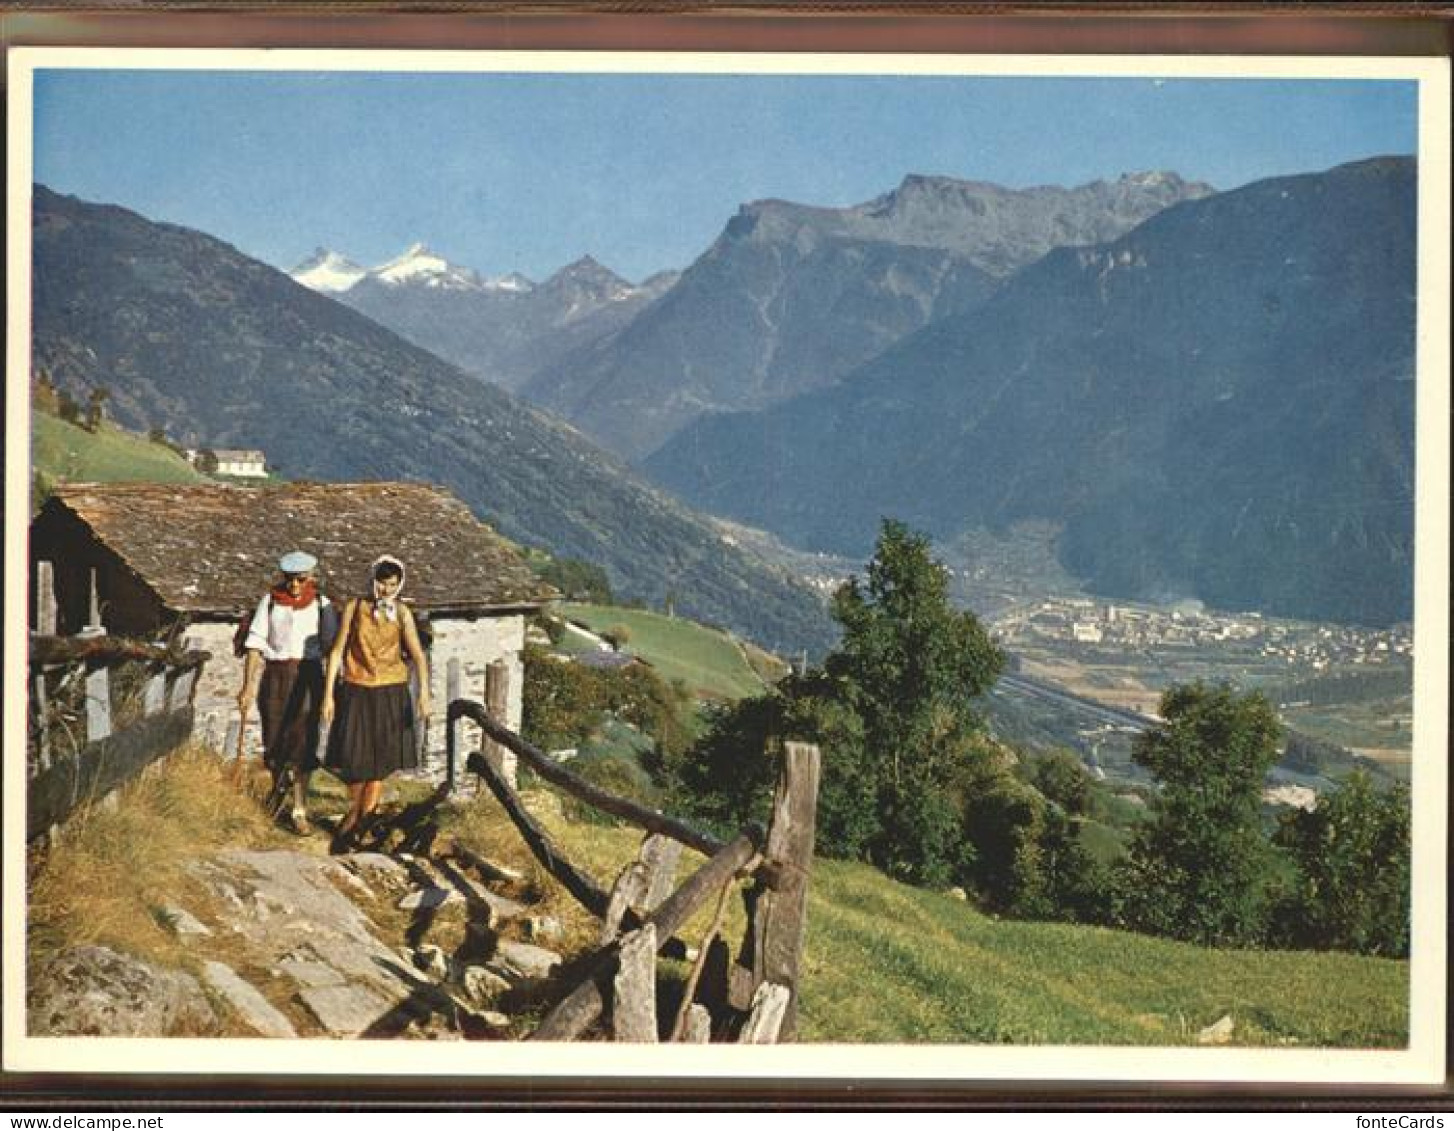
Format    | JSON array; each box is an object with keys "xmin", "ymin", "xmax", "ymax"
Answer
[{"xmin": 370, "ymin": 554, "xmax": 406, "ymax": 622}]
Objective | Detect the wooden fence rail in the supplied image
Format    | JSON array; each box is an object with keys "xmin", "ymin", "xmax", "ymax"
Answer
[
  {"xmin": 27, "ymin": 633, "xmax": 210, "ymax": 841},
  {"xmin": 447, "ymin": 700, "xmax": 725, "ymax": 857},
  {"xmin": 444, "ymin": 698, "xmax": 819, "ymax": 1044}
]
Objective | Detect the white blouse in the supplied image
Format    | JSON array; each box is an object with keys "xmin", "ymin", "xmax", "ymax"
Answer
[{"xmin": 243, "ymin": 594, "xmax": 338, "ymax": 662}]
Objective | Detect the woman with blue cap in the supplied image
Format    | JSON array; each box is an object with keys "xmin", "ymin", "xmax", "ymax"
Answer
[{"xmin": 236, "ymin": 549, "xmax": 339, "ymax": 834}]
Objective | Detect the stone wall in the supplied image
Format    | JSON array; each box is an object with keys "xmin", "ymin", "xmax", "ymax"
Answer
[
  {"xmin": 426, "ymin": 613, "xmax": 525, "ymax": 783},
  {"xmin": 184, "ymin": 621, "xmax": 252, "ymax": 755}
]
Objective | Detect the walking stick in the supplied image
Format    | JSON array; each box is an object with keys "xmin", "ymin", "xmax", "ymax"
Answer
[{"xmin": 229, "ymin": 704, "xmax": 249, "ymax": 787}]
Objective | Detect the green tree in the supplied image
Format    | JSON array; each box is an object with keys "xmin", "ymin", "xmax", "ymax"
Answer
[
  {"xmin": 1116, "ymin": 682, "xmax": 1282, "ymax": 946},
  {"xmin": 1271, "ymin": 771, "xmax": 1410, "ymax": 956},
  {"xmin": 666, "ymin": 669, "xmax": 880, "ymax": 855},
  {"xmin": 1031, "ymin": 748, "xmax": 1093, "ymax": 816},
  {"xmin": 521, "ymin": 644, "xmax": 604, "ymax": 752},
  {"xmin": 670, "ymin": 519, "xmax": 1003, "ymax": 888},
  {"xmin": 825, "ymin": 519, "xmax": 1005, "ymax": 885},
  {"xmin": 56, "ymin": 390, "xmax": 81, "ymax": 426},
  {"xmin": 960, "ymin": 758, "xmax": 1046, "ymax": 911},
  {"xmin": 33, "ymin": 372, "xmax": 59, "ymax": 415},
  {"xmin": 84, "ymin": 386, "xmax": 109, "ymax": 432},
  {"xmin": 522, "ymin": 643, "xmax": 694, "ymax": 767},
  {"xmin": 533, "ymin": 555, "xmax": 613, "ymax": 603}
]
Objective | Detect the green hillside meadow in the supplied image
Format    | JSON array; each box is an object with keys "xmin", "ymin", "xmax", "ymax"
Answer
[
  {"xmin": 33, "ymin": 414, "xmax": 209, "ymax": 488},
  {"xmin": 799, "ymin": 859, "xmax": 1406, "ymax": 1045},
  {"xmin": 562, "ymin": 602, "xmax": 774, "ymax": 701},
  {"xmin": 539, "ymin": 812, "xmax": 1407, "ymax": 1047}
]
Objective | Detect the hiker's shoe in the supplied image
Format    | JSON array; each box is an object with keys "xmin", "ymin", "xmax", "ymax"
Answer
[
  {"xmin": 330, "ymin": 821, "xmax": 357, "ymax": 854},
  {"xmin": 286, "ymin": 810, "xmax": 312, "ymax": 837}
]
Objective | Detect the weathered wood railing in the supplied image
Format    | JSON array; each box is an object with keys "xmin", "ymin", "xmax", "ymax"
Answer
[
  {"xmin": 27, "ymin": 633, "xmax": 209, "ymax": 841},
  {"xmin": 446, "ymin": 698, "xmax": 820, "ymax": 1043}
]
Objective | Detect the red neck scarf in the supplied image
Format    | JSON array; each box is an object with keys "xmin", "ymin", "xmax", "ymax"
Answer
[{"xmin": 271, "ymin": 579, "xmax": 318, "ymax": 609}]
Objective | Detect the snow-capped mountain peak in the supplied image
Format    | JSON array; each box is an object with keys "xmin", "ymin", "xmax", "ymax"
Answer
[
  {"xmin": 290, "ymin": 248, "xmax": 368, "ymax": 294},
  {"xmin": 484, "ymin": 271, "xmax": 536, "ymax": 294},
  {"xmin": 373, "ymin": 243, "xmax": 484, "ymax": 291}
]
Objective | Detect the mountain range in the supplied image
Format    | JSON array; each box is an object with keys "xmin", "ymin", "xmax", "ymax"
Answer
[
  {"xmin": 521, "ymin": 171, "xmax": 1214, "ymax": 460},
  {"xmin": 644, "ymin": 158, "xmax": 1417, "ymax": 626},
  {"xmin": 31, "ymin": 156, "xmax": 1415, "ymax": 637},
  {"xmin": 30, "ymin": 186, "xmax": 835, "ymax": 653},
  {"xmin": 291, "ymin": 244, "xmax": 677, "ymax": 392}
]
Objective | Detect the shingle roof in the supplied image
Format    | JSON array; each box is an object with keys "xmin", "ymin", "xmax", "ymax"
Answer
[{"xmin": 43, "ymin": 482, "xmax": 557, "ymax": 615}]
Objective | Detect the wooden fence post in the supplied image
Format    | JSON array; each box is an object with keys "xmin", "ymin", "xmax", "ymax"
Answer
[
  {"xmin": 739, "ymin": 982, "xmax": 791, "ymax": 1044},
  {"xmin": 143, "ymin": 669, "xmax": 168, "ymax": 716},
  {"xmin": 611, "ymin": 924, "xmax": 659, "ymax": 1042},
  {"xmin": 530, "ymin": 832, "xmax": 761, "ymax": 1042},
  {"xmin": 84, "ymin": 663, "xmax": 112, "ymax": 743},
  {"xmin": 34, "ymin": 561, "xmax": 57, "ymax": 635},
  {"xmin": 446, "ymin": 658, "xmax": 462, "ymax": 792},
  {"xmin": 600, "ymin": 834, "xmax": 684, "ymax": 944},
  {"xmin": 484, "ymin": 660, "xmax": 514, "ymax": 788},
  {"xmin": 30, "ymin": 669, "xmax": 52, "ymax": 772},
  {"xmin": 741, "ymin": 741, "xmax": 820, "ymax": 1041}
]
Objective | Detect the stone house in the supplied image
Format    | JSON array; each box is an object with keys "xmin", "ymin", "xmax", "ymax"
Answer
[{"xmin": 29, "ymin": 482, "xmax": 557, "ymax": 773}]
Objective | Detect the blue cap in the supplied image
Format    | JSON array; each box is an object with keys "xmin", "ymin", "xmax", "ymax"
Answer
[{"xmin": 279, "ymin": 550, "xmax": 317, "ymax": 574}]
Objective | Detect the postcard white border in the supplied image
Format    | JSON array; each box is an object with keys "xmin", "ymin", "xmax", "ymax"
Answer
[{"xmin": 5, "ymin": 46, "xmax": 1448, "ymax": 1088}]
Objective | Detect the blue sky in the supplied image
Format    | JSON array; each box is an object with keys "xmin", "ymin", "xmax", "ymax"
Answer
[{"xmin": 33, "ymin": 69, "xmax": 1416, "ymax": 283}]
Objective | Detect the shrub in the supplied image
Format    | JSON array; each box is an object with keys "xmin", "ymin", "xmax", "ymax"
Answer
[
  {"xmin": 562, "ymin": 752, "xmax": 662, "ymax": 826},
  {"xmin": 1115, "ymin": 682, "xmax": 1282, "ymax": 946},
  {"xmin": 1270, "ymin": 771, "xmax": 1410, "ymax": 957}
]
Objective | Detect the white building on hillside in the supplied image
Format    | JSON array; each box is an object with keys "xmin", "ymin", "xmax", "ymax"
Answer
[{"xmin": 211, "ymin": 449, "xmax": 269, "ymax": 478}]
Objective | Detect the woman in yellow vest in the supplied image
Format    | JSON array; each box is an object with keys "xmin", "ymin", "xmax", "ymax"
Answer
[{"xmin": 321, "ymin": 555, "xmax": 431, "ymax": 851}]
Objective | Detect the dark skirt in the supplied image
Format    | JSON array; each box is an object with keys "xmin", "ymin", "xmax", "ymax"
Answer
[
  {"xmin": 257, "ymin": 660, "xmax": 323, "ymax": 773},
  {"xmin": 325, "ymin": 681, "xmax": 419, "ymax": 784}
]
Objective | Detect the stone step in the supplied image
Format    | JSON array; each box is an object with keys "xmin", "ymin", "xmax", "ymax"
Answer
[
  {"xmin": 489, "ymin": 938, "xmax": 562, "ymax": 982},
  {"xmin": 445, "ymin": 842, "xmax": 527, "ymax": 887},
  {"xmin": 202, "ymin": 961, "xmax": 296, "ymax": 1038},
  {"xmin": 434, "ymin": 859, "xmax": 529, "ymax": 925}
]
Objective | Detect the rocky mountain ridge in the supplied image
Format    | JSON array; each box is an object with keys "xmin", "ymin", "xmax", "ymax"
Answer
[
  {"xmin": 522, "ymin": 170, "xmax": 1213, "ymax": 460},
  {"xmin": 644, "ymin": 157, "xmax": 1416, "ymax": 627}
]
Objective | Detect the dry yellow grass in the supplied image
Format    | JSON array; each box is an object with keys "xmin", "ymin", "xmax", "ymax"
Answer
[{"xmin": 27, "ymin": 742, "xmax": 289, "ymax": 978}]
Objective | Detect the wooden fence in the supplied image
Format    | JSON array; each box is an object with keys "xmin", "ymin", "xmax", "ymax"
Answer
[
  {"xmin": 27, "ymin": 633, "xmax": 209, "ymax": 841},
  {"xmin": 446, "ymin": 698, "xmax": 820, "ymax": 1043}
]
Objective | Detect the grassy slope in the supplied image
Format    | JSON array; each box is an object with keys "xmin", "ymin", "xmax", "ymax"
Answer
[
  {"xmin": 801, "ymin": 859, "xmax": 1405, "ymax": 1046},
  {"xmin": 562, "ymin": 602, "xmax": 777, "ymax": 701},
  {"xmin": 33, "ymin": 414, "xmax": 210, "ymax": 487},
  {"xmin": 534, "ymin": 811, "xmax": 1406, "ymax": 1049}
]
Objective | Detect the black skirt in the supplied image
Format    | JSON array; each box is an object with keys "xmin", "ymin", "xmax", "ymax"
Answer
[{"xmin": 325, "ymin": 681, "xmax": 419, "ymax": 784}]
